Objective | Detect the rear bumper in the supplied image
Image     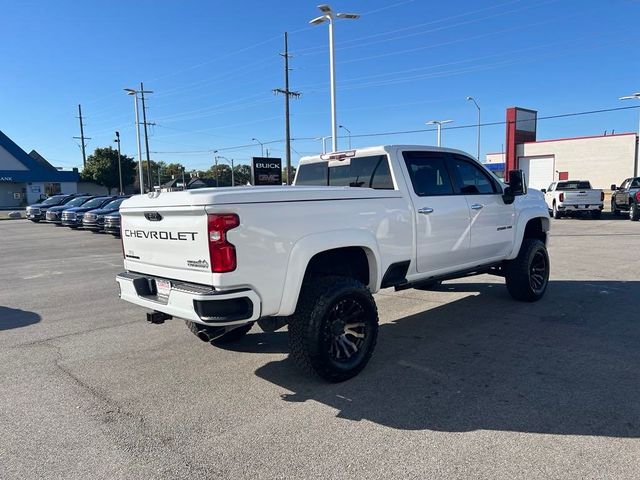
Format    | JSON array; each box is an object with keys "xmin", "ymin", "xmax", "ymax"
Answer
[{"xmin": 116, "ymin": 272, "xmax": 261, "ymax": 326}]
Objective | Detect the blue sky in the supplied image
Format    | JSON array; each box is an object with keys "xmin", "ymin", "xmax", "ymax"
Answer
[{"xmin": 1, "ymin": 0, "xmax": 640, "ymax": 171}]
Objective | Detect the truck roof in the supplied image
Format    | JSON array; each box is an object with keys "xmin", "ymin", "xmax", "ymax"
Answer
[{"xmin": 298, "ymin": 145, "xmax": 477, "ymax": 165}]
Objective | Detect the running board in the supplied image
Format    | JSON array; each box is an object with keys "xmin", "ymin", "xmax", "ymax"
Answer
[{"xmin": 394, "ymin": 262, "xmax": 504, "ymax": 292}]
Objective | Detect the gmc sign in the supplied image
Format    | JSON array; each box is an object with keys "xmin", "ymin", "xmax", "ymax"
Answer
[{"xmin": 252, "ymin": 157, "xmax": 282, "ymax": 186}]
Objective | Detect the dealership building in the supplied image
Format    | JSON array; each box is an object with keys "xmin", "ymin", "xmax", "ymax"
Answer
[
  {"xmin": 484, "ymin": 107, "xmax": 639, "ymax": 191},
  {"xmin": 0, "ymin": 129, "xmax": 84, "ymax": 209}
]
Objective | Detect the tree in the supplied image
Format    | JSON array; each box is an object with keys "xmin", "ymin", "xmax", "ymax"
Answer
[
  {"xmin": 82, "ymin": 147, "xmax": 135, "ymax": 194},
  {"xmin": 234, "ymin": 165, "xmax": 252, "ymax": 186}
]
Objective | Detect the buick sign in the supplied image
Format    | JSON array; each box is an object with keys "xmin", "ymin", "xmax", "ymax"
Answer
[{"xmin": 252, "ymin": 157, "xmax": 282, "ymax": 186}]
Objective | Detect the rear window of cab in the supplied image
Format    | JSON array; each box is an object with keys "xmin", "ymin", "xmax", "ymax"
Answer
[{"xmin": 295, "ymin": 155, "xmax": 394, "ymax": 190}]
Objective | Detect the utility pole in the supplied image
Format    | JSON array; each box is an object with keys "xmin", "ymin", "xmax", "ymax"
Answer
[
  {"xmin": 273, "ymin": 32, "xmax": 301, "ymax": 185},
  {"xmin": 74, "ymin": 104, "xmax": 91, "ymax": 168},
  {"xmin": 139, "ymin": 82, "xmax": 155, "ymax": 191}
]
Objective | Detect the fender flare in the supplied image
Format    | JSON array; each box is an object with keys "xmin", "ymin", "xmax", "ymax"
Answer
[
  {"xmin": 506, "ymin": 209, "xmax": 550, "ymax": 260},
  {"xmin": 276, "ymin": 230, "xmax": 382, "ymax": 316}
]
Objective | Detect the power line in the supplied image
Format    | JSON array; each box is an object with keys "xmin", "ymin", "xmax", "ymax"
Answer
[{"xmin": 150, "ymin": 105, "xmax": 640, "ymax": 154}]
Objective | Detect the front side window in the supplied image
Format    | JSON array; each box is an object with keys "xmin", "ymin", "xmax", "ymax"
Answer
[
  {"xmin": 449, "ymin": 155, "xmax": 497, "ymax": 194},
  {"xmin": 403, "ymin": 151, "xmax": 454, "ymax": 196}
]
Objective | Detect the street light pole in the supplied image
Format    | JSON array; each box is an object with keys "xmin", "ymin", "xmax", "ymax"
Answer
[
  {"xmin": 620, "ymin": 92, "xmax": 640, "ymax": 176},
  {"xmin": 309, "ymin": 5, "xmax": 360, "ymax": 153},
  {"xmin": 467, "ymin": 96, "xmax": 481, "ymax": 160},
  {"xmin": 426, "ymin": 119, "xmax": 453, "ymax": 147},
  {"xmin": 124, "ymin": 88, "xmax": 144, "ymax": 193},
  {"xmin": 114, "ymin": 131, "xmax": 123, "ymax": 195},
  {"xmin": 339, "ymin": 125, "xmax": 351, "ymax": 149},
  {"xmin": 251, "ymin": 138, "xmax": 264, "ymax": 157}
]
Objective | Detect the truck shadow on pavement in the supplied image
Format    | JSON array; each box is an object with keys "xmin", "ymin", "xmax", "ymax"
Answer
[
  {"xmin": 250, "ymin": 280, "xmax": 640, "ymax": 437},
  {"xmin": 0, "ymin": 306, "xmax": 41, "ymax": 331}
]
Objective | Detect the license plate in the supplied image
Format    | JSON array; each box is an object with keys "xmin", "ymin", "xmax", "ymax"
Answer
[{"xmin": 156, "ymin": 279, "xmax": 171, "ymax": 297}]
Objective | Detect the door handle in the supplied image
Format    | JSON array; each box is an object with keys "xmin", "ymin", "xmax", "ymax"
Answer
[
  {"xmin": 470, "ymin": 204, "xmax": 484, "ymax": 210},
  {"xmin": 418, "ymin": 207, "xmax": 434, "ymax": 215}
]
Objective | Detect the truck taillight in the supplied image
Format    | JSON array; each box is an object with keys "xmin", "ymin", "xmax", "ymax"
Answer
[
  {"xmin": 208, "ymin": 214, "xmax": 239, "ymax": 273},
  {"xmin": 559, "ymin": 192, "xmax": 564, "ymax": 202},
  {"xmin": 601, "ymin": 191, "xmax": 605, "ymax": 201},
  {"xmin": 635, "ymin": 191, "xmax": 640, "ymax": 202}
]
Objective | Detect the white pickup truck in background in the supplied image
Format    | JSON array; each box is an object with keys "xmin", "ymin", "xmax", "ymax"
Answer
[
  {"xmin": 542, "ymin": 180, "xmax": 604, "ymax": 219},
  {"xmin": 116, "ymin": 145, "xmax": 550, "ymax": 382}
]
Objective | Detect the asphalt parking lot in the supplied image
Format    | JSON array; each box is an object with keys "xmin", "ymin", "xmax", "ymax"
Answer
[{"xmin": 1, "ymin": 218, "xmax": 639, "ymax": 479}]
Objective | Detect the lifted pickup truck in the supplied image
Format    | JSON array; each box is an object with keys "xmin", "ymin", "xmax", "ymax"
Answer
[
  {"xmin": 542, "ymin": 180, "xmax": 604, "ymax": 219},
  {"xmin": 116, "ymin": 146, "xmax": 550, "ymax": 381},
  {"xmin": 610, "ymin": 177, "xmax": 640, "ymax": 221}
]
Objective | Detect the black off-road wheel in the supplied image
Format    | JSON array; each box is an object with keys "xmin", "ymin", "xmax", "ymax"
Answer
[
  {"xmin": 289, "ymin": 275, "xmax": 379, "ymax": 382},
  {"xmin": 590, "ymin": 210, "xmax": 602, "ymax": 219},
  {"xmin": 504, "ymin": 238, "xmax": 549, "ymax": 302},
  {"xmin": 630, "ymin": 203, "xmax": 640, "ymax": 221}
]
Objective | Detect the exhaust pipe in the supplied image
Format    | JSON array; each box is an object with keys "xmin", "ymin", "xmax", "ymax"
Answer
[{"xmin": 194, "ymin": 325, "xmax": 227, "ymax": 343}]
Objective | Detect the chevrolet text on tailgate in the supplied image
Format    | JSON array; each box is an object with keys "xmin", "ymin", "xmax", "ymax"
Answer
[{"xmin": 116, "ymin": 145, "xmax": 550, "ymax": 382}]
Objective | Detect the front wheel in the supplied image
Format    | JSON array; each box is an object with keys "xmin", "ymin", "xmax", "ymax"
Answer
[
  {"xmin": 504, "ymin": 238, "xmax": 550, "ymax": 302},
  {"xmin": 630, "ymin": 203, "xmax": 640, "ymax": 221},
  {"xmin": 289, "ymin": 275, "xmax": 379, "ymax": 382}
]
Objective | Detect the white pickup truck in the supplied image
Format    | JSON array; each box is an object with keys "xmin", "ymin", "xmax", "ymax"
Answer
[
  {"xmin": 116, "ymin": 145, "xmax": 550, "ymax": 381},
  {"xmin": 542, "ymin": 180, "xmax": 604, "ymax": 219}
]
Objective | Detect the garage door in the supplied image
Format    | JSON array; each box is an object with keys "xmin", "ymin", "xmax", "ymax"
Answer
[{"xmin": 519, "ymin": 156, "xmax": 554, "ymax": 190}]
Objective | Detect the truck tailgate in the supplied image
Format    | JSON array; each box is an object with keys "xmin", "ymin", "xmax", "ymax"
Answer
[
  {"xmin": 562, "ymin": 190, "xmax": 602, "ymax": 205},
  {"xmin": 120, "ymin": 205, "xmax": 213, "ymax": 285}
]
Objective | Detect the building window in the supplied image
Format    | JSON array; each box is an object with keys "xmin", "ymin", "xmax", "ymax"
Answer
[{"xmin": 44, "ymin": 183, "xmax": 61, "ymax": 196}]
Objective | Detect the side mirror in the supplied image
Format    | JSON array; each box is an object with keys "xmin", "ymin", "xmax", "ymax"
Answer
[
  {"xmin": 540, "ymin": 188, "xmax": 546, "ymax": 194},
  {"xmin": 610, "ymin": 184, "xmax": 617, "ymax": 191},
  {"xmin": 508, "ymin": 169, "xmax": 527, "ymax": 196}
]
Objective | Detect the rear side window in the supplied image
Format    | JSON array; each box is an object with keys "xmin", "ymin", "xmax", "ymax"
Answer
[
  {"xmin": 403, "ymin": 151, "xmax": 454, "ymax": 196},
  {"xmin": 295, "ymin": 162, "xmax": 328, "ymax": 186},
  {"xmin": 449, "ymin": 155, "xmax": 497, "ymax": 194},
  {"xmin": 630, "ymin": 178, "xmax": 640, "ymax": 188},
  {"xmin": 328, "ymin": 155, "xmax": 394, "ymax": 189}
]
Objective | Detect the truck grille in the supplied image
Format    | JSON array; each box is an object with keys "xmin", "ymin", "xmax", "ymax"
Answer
[
  {"xmin": 84, "ymin": 213, "xmax": 97, "ymax": 222},
  {"xmin": 104, "ymin": 217, "xmax": 120, "ymax": 227},
  {"xmin": 28, "ymin": 208, "xmax": 41, "ymax": 215},
  {"xmin": 46, "ymin": 211, "xmax": 59, "ymax": 220},
  {"xmin": 62, "ymin": 212, "xmax": 76, "ymax": 220}
]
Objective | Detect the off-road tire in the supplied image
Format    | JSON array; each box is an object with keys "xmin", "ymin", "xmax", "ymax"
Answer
[
  {"xmin": 504, "ymin": 238, "xmax": 549, "ymax": 302},
  {"xmin": 611, "ymin": 199, "xmax": 620, "ymax": 216},
  {"xmin": 30, "ymin": 219, "xmax": 40, "ymax": 223},
  {"xmin": 590, "ymin": 210, "xmax": 602, "ymax": 219},
  {"xmin": 552, "ymin": 203, "xmax": 562, "ymax": 219},
  {"xmin": 630, "ymin": 203, "xmax": 640, "ymax": 221},
  {"xmin": 288, "ymin": 275, "xmax": 379, "ymax": 382}
]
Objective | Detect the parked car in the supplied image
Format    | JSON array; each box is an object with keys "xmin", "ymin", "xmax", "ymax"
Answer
[
  {"xmin": 82, "ymin": 196, "xmax": 130, "ymax": 232},
  {"xmin": 542, "ymin": 180, "xmax": 604, "ymax": 219},
  {"xmin": 116, "ymin": 145, "xmax": 550, "ymax": 382},
  {"xmin": 26, "ymin": 194, "xmax": 83, "ymax": 222},
  {"xmin": 610, "ymin": 177, "xmax": 640, "ymax": 221},
  {"xmin": 45, "ymin": 195, "xmax": 93, "ymax": 224},
  {"xmin": 103, "ymin": 212, "xmax": 121, "ymax": 236},
  {"xmin": 61, "ymin": 196, "xmax": 117, "ymax": 228}
]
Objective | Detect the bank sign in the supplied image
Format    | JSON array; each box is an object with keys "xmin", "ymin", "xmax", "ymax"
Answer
[
  {"xmin": 0, "ymin": 176, "xmax": 13, "ymax": 182},
  {"xmin": 252, "ymin": 157, "xmax": 282, "ymax": 186}
]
